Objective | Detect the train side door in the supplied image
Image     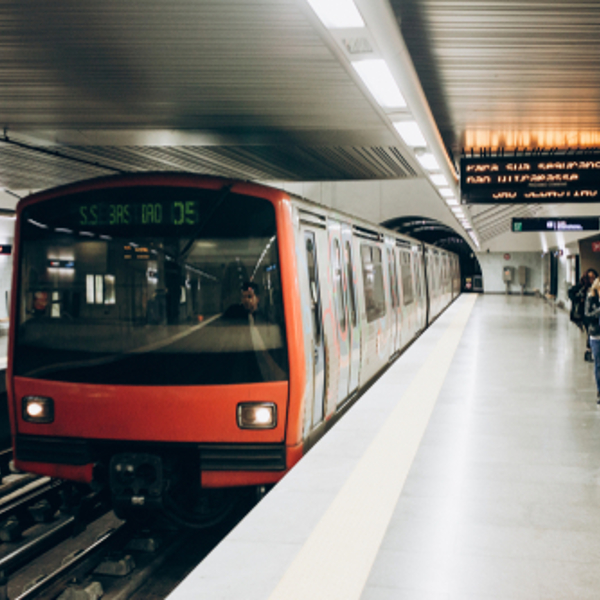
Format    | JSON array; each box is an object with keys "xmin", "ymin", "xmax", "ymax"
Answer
[
  {"xmin": 386, "ymin": 244, "xmax": 400, "ymax": 353},
  {"xmin": 341, "ymin": 225, "xmax": 360, "ymax": 395},
  {"xmin": 303, "ymin": 229, "xmax": 326, "ymax": 427},
  {"xmin": 330, "ymin": 224, "xmax": 350, "ymax": 404},
  {"xmin": 394, "ymin": 247, "xmax": 403, "ymax": 350}
]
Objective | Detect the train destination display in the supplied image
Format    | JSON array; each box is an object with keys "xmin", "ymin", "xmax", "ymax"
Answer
[
  {"xmin": 512, "ymin": 217, "xmax": 600, "ymax": 233},
  {"xmin": 76, "ymin": 200, "xmax": 199, "ymax": 228},
  {"xmin": 460, "ymin": 154, "xmax": 600, "ymax": 203}
]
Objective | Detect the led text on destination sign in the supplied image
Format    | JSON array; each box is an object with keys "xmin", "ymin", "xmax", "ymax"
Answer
[
  {"xmin": 76, "ymin": 200, "xmax": 199, "ymax": 227},
  {"xmin": 460, "ymin": 154, "xmax": 600, "ymax": 203}
]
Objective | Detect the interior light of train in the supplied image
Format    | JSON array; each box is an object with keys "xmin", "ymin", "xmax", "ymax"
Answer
[
  {"xmin": 22, "ymin": 396, "xmax": 54, "ymax": 424},
  {"xmin": 47, "ymin": 259, "xmax": 75, "ymax": 269},
  {"xmin": 306, "ymin": 0, "xmax": 364, "ymax": 29},
  {"xmin": 237, "ymin": 403, "xmax": 277, "ymax": 429},
  {"xmin": 430, "ymin": 174, "xmax": 448, "ymax": 186},
  {"xmin": 351, "ymin": 60, "xmax": 406, "ymax": 109},
  {"xmin": 394, "ymin": 121, "xmax": 427, "ymax": 147},
  {"xmin": 415, "ymin": 152, "xmax": 440, "ymax": 172},
  {"xmin": 28, "ymin": 219, "xmax": 48, "ymax": 229}
]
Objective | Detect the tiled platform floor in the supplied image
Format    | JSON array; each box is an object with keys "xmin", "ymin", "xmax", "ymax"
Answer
[{"xmin": 363, "ymin": 295, "xmax": 600, "ymax": 600}]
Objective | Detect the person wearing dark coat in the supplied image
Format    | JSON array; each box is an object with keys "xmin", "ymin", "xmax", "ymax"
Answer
[
  {"xmin": 584, "ymin": 277, "xmax": 600, "ymax": 402},
  {"xmin": 573, "ymin": 269, "xmax": 599, "ymax": 362}
]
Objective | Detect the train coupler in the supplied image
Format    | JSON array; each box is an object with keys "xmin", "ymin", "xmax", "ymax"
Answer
[{"xmin": 109, "ymin": 453, "xmax": 166, "ymax": 517}]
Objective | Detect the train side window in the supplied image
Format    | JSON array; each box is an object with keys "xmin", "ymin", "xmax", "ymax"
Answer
[
  {"xmin": 401, "ymin": 252, "xmax": 414, "ymax": 305},
  {"xmin": 333, "ymin": 238, "xmax": 346, "ymax": 332},
  {"xmin": 305, "ymin": 235, "xmax": 322, "ymax": 344},
  {"xmin": 344, "ymin": 241, "xmax": 357, "ymax": 328},
  {"xmin": 361, "ymin": 244, "xmax": 386, "ymax": 322}
]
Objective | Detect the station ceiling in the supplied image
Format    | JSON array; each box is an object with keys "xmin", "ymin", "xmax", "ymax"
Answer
[{"xmin": 0, "ymin": 0, "xmax": 598, "ymax": 248}]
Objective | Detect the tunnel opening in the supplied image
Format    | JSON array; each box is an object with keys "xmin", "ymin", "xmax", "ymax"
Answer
[{"xmin": 381, "ymin": 216, "xmax": 482, "ymax": 292}]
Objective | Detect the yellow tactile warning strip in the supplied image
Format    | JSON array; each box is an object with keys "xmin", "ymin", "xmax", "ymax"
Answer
[{"xmin": 268, "ymin": 294, "xmax": 478, "ymax": 600}]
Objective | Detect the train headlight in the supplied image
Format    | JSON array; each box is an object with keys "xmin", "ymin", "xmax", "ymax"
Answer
[
  {"xmin": 22, "ymin": 396, "xmax": 54, "ymax": 424},
  {"xmin": 237, "ymin": 402, "xmax": 277, "ymax": 429}
]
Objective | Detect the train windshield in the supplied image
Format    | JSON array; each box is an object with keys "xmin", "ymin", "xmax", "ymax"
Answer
[{"xmin": 14, "ymin": 186, "xmax": 288, "ymax": 385}]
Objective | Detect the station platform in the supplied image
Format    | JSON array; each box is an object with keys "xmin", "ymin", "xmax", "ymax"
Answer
[{"xmin": 168, "ymin": 294, "xmax": 600, "ymax": 600}]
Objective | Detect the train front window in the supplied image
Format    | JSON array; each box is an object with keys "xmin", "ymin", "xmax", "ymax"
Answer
[{"xmin": 15, "ymin": 187, "xmax": 288, "ymax": 385}]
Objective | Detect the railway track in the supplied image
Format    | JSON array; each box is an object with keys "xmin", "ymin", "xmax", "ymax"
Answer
[{"xmin": 0, "ymin": 482, "xmax": 258, "ymax": 599}]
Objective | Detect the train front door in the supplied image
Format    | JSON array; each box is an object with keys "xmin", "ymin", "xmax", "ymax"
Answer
[{"xmin": 303, "ymin": 229, "xmax": 326, "ymax": 427}]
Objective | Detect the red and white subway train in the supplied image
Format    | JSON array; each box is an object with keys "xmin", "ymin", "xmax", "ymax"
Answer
[{"xmin": 7, "ymin": 173, "xmax": 460, "ymax": 524}]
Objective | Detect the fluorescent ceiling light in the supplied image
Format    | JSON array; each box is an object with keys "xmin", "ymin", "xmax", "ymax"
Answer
[
  {"xmin": 430, "ymin": 174, "xmax": 448, "ymax": 186},
  {"xmin": 394, "ymin": 121, "xmax": 426, "ymax": 147},
  {"xmin": 306, "ymin": 0, "xmax": 365, "ymax": 28},
  {"xmin": 439, "ymin": 188, "xmax": 454, "ymax": 198},
  {"xmin": 415, "ymin": 152, "xmax": 440, "ymax": 172},
  {"xmin": 445, "ymin": 198, "xmax": 459, "ymax": 206},
  {"xmin": 352, "ymin": 60, "xmax": 406, "ymax": 109}
]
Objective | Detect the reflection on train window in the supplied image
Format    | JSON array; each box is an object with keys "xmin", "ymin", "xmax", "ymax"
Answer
[
  {"xmin": 360, "ymin": 244, "xmax": 386, "ymax": 323},
  {"xmin": 15, "ymin": 190, "xmax": 288, "ymax": 385}
]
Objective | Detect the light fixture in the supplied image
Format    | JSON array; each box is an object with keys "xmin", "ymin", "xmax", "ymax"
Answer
[
  {"xmin": 394, "ymin": 121, "xmax": 426, "ymax": 147},
  {"xmin": 430, "ymin": 174, "xmax": 448, "ymax": 186},
  {"xmin": 306, "ymin": 0, "xmax": 364, "ymax": 28},
  {"xmin": 439, "ymin": 188, "xmax": 454, "ymax": 198},
  {"xmin": 445, "ymin": 198, "xmax": 459, "ymax": 206},
  {"xmin": 352, "ymin": 60, "xmax": 406, "ymax": 109},
  {"xmin": 22, "ymin": 396, "xmax": 54, "ymax": 424},
  {"xmin": 415, "ymin": 152, "xmax": 440, "ymax": 172},
  {"xmin": 237, "ymin": 402, "xmax": 277, "ymax": 429}
]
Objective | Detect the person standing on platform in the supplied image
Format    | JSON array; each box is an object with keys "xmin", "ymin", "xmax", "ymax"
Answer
[
  {"xmin": 584, "ymin": 276, "xmax": 600, "ymax": 402},
  {"xmin": 569, "ymin": 275, "xmax": 589, "ymax": 331},
  {"xmin": 581, "ymin": 269, "xmax": 599, "ymax": 362}
]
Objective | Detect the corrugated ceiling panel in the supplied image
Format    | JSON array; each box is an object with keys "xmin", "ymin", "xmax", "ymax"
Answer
[
  {"xmin": 0, "ymin": 142, "xmax": 417, "ymax": 190},
  {"xmin": 0, "ymin": 0, "xmax": 387, "ymax": 134}
]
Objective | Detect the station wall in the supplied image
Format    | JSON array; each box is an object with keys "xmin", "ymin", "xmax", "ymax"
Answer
[
  {"xmin": 477, "ymin": 250, "xmax": 571, "ymax": 307},
  {"xmin": 477, "ymin": 252, "xmax": 544, "ymax": 295}
]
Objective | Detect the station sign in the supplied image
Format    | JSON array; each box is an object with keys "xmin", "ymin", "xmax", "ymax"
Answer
[
  {"xmin": 512, "ymin": 217, "xmax": 600, "ymax": 233},
  {"xmin": 460, "ymin": 154, "xmax": 600, "ymax": 203}
]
